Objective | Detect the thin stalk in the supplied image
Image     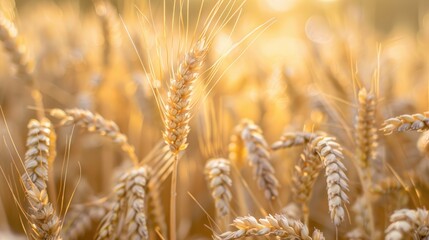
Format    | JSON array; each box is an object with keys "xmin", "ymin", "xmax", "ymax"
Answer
[{"xmin": 170, "ymin": 154, "xmax": 179, "ymax": 240}]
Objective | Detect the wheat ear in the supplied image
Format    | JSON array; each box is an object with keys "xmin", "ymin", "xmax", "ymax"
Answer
[
  {"xmin": 271, "ymin": 131, "xmax": 321, "ymax": 150},
  {"xmin": 24, "ymin": 184, "xmax": 62, "ymax": 240},
  {"xmin": 95, "ymin": 0, "xmax": 117, "ymax": 68},
  {"xmin": 234, "ymin": 119, "xmax": 279, "ymax": 200},
  {"xmin": 381, "ymin": 112, "xmax": 429, "ymax": 134},
  {"xmin": 50, "ymin": 108, "xmax": 139, "ymax": 165},
  {"xmin": 162, "ymin": 38, "xmax": 208, "ymax": 240},
  {"xmin": 311, "ymin": 136, "xmax": 349, "ymax": 226},
  {"xmin": 123, "ymin": 167, "xmax": 151, "ymax": 239},
  {"xmin": 205, "ymin": 158, "xmax": 233, "ymax": 217},
  {"xmin": 0, "ymin": 12, "xmax": 45, "ymax": 119},
  {"xmin": 22, "ymin": 119, "xmax": 52, "ymax": 191},
  {"xmin": 163, "ymin": 38, "xmax": 208, "ymax": 154},
  {"xmin": 356, "ymin": 88, "xmax": 378, "ymax": 169},
  {"xmin": 96, "ymin": 172, "xmax": 127, "ymax": 240},
  {"xmin": 0, "ymin": 12, "xmax": 33, "ymax": 85},
  {"xmin": 22, "ymin": 118, "xmax": 62, "ymax": 239},
  {"xmin": 218, "ymin": 214, "xmax": 325, "ymax": 240},
  {"xmin": 291, "ymin": 143, "xmax": 323, "ymax": 224},
  {"xmin": 346, "ymin": 196, "xmax": 373, "ymax": 240},
  {"xmin": 63, "ymin": 201, "xmax": 111, "ymax": 240},
  {"xmin": 385, "ymin": 208, "xmax": 429, "ymax": 240},
  {"xmin": 355, "ymin": 87, "xmax": 377, "ymax": 238},
  {"xmin": 97, "ymin": 166, "xmax": 151, "ymax": 240}
]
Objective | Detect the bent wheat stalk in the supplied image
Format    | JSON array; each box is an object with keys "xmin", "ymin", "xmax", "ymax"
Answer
[{"xmin": 50, "ymin": 108, "xmax": 139, "ymax": 166}]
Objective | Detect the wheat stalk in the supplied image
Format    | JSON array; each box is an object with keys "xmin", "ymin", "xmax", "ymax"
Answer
[
  {"xmin": 205, "ymin": 158, "xmax": 233, "ymax": 217},
  {"xmin": 381, "ymin": 112, "xmax": 429, "ymax": 135},
  {"xmin": 218, "ymin": 214, "xmax": 325, "ymax": 240},
  {"xmin": 50, "ymin": 108, "xmax": 139, "ymax": 165},
  {"xmin": 385, "ymin": 208, "xmax": 429, "ymax": 240}
]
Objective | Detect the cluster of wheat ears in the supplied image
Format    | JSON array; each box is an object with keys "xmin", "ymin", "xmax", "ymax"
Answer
[{"xmin": 1, "ymin": 0, "xmax": 429, "ymax": 239}]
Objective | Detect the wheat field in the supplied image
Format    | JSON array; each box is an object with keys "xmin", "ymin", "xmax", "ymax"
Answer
[{"xmin": 1, "ymin": 0, "xmax": 429, "ymax": 239}]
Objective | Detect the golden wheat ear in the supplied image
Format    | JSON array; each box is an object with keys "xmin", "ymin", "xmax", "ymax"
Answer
[
  {"xmin": 231, "ymin": 119, "xmax": 279, "ymax": 201},
  {"xmin": 218, "ymin": 214, "xmax": 325, "ymax": 240},
  {"xmin": 21, "ymin": 118, "xmax": 61, "ymax": 240},
  {"xmin": 381, "ymin": 112, "xmax": 429, "ymax": 135},
  {"xmin": 97, "ymin": 166, "xmax": 151, "ymax": 240},
  {"xmin": 94, "ymin": 0, "xmax": 119, "ymax": 68},
  {"xmin": 0, "ymin": 12, "xmax": 46, "ymax": 120},
  {"xmin": 205, "ymin": 158, "xmax": 233, "ymax": 217},
  {"xmin": 385, "ymin": 208, "xmax": 429, "ymax": 240},
  {"xmin": 62, "ymin": 200, "xmax": 111, "ymax": 240},
  {"xmin": 274, "ymin": 131, "xmax": 349, "ymax": 226},
  {"xmin": 162, "ymin": 38, "xmax": 208, "ymax": 155}
]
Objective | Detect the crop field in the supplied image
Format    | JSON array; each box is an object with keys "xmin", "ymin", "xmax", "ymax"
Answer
[{"xmin": 0, "ymin": 0, "xmax": 429, "ymax": 239}]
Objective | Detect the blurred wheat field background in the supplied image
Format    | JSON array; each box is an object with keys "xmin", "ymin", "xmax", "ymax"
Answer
[{"xmin": 1, "ymin": 0, "xmax": 429, "ymax": 239}]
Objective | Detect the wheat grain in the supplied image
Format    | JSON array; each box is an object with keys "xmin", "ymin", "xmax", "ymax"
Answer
[
  {"xmin": 205, "ymin": 158, "xmax": 233, "ymax": 217},
  {"xmin": 385, "ymin": 208, "xmax": 429, "ymax": 240},
  {"xmin": 218, "ymin": 214, "xmax": 325, "ymax": 240}
]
